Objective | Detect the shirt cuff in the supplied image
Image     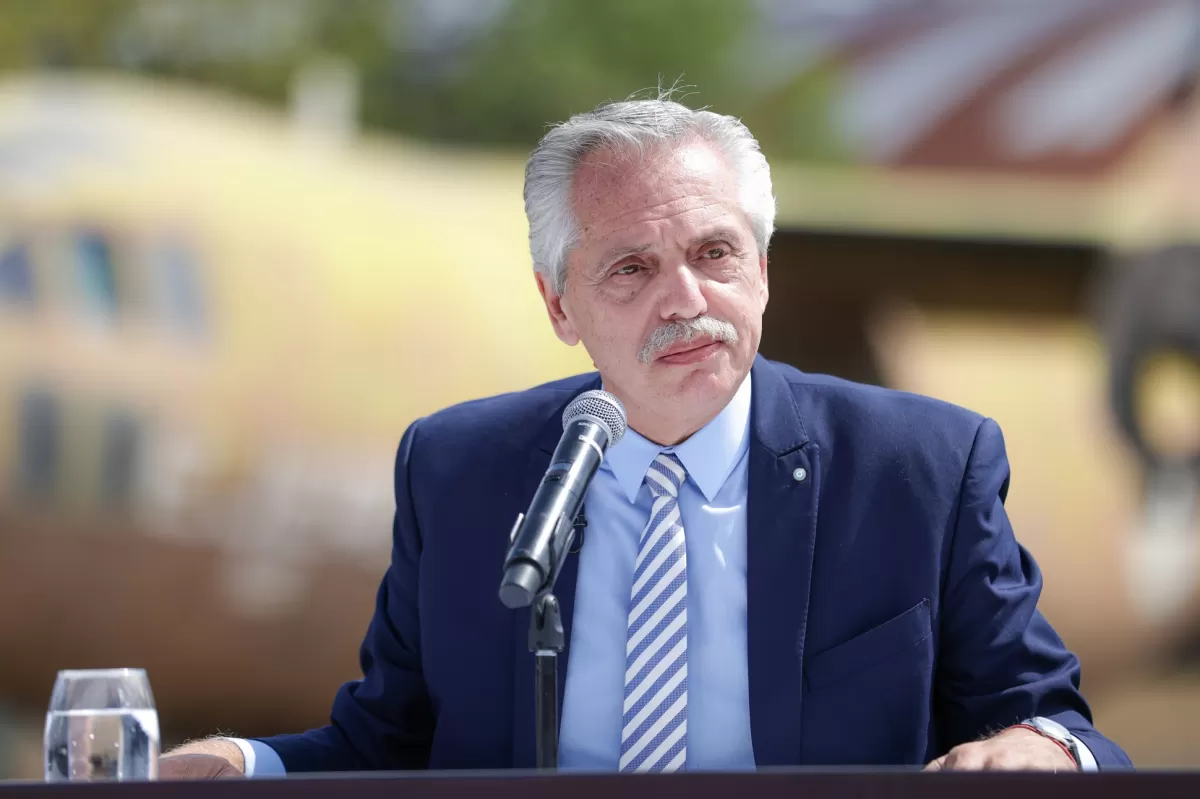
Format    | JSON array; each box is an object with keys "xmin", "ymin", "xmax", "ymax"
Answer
[
  {"xmin": 1073, "ymin": 735, "xmax": 1099, "ymax": 772},
  {"xmin": 220, "ymin": 737, "xmax": 287, "ymax": 778}
]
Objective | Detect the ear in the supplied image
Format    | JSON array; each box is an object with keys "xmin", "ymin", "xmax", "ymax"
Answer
[
  {"xmin": 535, "ymin": 270, "xmax": 581, "ymax": 346},
  {"xmin": 758, "ymin": 252, "xmax": 769, "ymax": 307}
]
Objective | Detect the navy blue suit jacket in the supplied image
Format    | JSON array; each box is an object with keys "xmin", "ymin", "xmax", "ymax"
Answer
[{"xmin": 259, "ymin": 357, "xmax": 1131, "ymax": 770}]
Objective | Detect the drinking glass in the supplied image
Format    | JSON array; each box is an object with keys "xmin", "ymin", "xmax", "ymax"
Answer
[{"xmin": 43, "ymin": 668, "xmax": 160, "ymax": 782}]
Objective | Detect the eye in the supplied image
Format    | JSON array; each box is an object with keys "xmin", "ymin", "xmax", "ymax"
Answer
[
  {"xmin": 701, "ymin": 245, "xmax": 729, "ymax": 260},
  {"xmin": 613, "ymin": 263, "xmax": 642, "ymax": 276}
]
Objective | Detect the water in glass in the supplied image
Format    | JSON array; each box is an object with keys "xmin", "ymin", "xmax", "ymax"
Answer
[
  {"xmin": 43, "ymin": 669, "xmax": 160, "ymax": 782},
  {"xmin": 44, "ymin": 708, "xmax": 160, "ymax": 781}
]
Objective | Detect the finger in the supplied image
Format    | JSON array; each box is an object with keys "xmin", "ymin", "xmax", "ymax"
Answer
[
  {"xmin": 942, "ymin": 744, "xmax": 989, "ymax": 771},
  {"xmin": 216, "ymin": 763, "xmax": 243, "ymax": 779},
  {"xmin": 924, "ymin": 755, "xmax": 947, "ymax": 772}
]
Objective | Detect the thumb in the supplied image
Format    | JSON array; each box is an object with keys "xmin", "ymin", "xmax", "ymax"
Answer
[{"xmin": 924, "ymin": 754, "xmax": 947, "ymax": 772}]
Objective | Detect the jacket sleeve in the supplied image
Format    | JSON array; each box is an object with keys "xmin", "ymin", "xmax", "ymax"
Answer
[
  {"xmin": 253, "ymin": 418, "xmax": 435, "ymax": 772},
  {"xmin": 934, "ymin": 417, "xmax": 1132, "ymax": 768}
]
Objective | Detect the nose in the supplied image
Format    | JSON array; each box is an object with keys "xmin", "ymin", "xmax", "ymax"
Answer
[{"xmin": 658, "ymin": 263, "xmax": 708, "ymax": 320}]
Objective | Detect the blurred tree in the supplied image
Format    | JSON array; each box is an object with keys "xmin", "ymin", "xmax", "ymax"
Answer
[
  {"xmin": 0, "ymin": 0, "xmax": 842, "ymax": 161},
  {"xmin": 381, "ymin": 0, "xmax": 758, "ymax": 144},
  {"xmin": 0, "ymin": 0, "xmax": 136, "ymax": 69},
  {"xmin": 107, "ymin": 0, "xmax": 326, "ymax": 105}
]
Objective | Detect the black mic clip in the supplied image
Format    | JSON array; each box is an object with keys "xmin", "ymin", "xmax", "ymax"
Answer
[{"xmin": 568, "ymin": 505, "xmax": 587, "ymax": 554}]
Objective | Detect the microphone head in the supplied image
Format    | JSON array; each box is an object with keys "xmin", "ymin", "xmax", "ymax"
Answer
[{"xmin": 563, "ymin": 389, "xmax": 627, "ymax": 446}]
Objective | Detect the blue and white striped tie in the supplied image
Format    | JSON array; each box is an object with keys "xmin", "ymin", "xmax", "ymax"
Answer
[{"xmin": 619, "ymin": 453, "xmax": 688, "ymax": 772}]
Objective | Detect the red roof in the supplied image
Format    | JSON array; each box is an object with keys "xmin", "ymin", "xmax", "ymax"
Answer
[{"xmin": 794, "ymin": 0, "xmax": 1200, "ymax": 176}]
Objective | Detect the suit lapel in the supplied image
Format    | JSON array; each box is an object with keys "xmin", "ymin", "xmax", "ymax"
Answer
[
  {"xmin": 746, "ymin": 357, "xmax": 819, "ymax": 766},
  {"xmin": 510, "ymin": 378, "xmax": 599, "ymax": 767}
]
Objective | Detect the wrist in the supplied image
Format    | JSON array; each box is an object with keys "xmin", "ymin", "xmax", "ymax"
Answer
[
  {"xmin": 164, "ymin": 738, "xmax": 246, "ymax": 773},
  {"xmin": 1010, "ymin": 722, "xmax": 1080, "ymax": 770}
]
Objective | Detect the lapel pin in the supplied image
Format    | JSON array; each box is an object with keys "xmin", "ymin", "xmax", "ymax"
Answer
[{"xmin": 793, "ymin": 467, "xmax": 808, "ymax": 482}]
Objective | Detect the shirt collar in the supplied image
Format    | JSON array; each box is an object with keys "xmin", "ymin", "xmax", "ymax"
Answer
[{"xmin": 602, "ymin": 371, "xmax": 752, "ymax": 504}]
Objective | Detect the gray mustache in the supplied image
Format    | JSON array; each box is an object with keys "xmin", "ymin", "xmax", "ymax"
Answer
[{"xmin": 637, "ymin": 317, "xmax": 739, "ymax": 364}]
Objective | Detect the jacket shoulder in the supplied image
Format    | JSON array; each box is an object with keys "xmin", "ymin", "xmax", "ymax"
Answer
[{"xmin": 764, "ymin": 359, "xmax": 988, "ymax": 455}]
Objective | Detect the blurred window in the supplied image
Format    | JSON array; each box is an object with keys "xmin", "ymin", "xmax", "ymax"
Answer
[
  {"xmin": 71, "ymin": 229, "xmax": 119, "ymax": 319},
  {"xmin": 16, "ymin": 388, "xmax": 60, "ymax": 505},
  {"xmin": 0, "ymin": 239, "xmax": 34, "ymax": 306},
  {"xmin": 150, "ymin": 235, "xmax": 206, "ymax": 337},
  {"xmin": 100, "ymin": 410, "xmax": 140, "ymax": 512}
]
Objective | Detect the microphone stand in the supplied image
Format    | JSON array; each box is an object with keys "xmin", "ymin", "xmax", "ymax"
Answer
[
  {"xmin": 529, "ymin": 593, "xmax": 564, "ymax": 769},
  {"xmin": 526, "ymin": 506, "xmax": 586, "ymax": 770}
]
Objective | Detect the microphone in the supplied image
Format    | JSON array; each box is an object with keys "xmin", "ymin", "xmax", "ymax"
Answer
[{"xmin": 499, "ymin": 390, "xmax": 627, "ymax": 609}]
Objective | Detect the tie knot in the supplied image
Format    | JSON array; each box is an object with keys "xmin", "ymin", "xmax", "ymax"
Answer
[{"xmin": 646, "ymin": 453, "xmax": 686, "ymax": 498}]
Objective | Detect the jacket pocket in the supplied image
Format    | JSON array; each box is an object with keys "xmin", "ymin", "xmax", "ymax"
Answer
[{"xmin": 804, "ymin": 598, "xmax": 932, "ymax": 689}]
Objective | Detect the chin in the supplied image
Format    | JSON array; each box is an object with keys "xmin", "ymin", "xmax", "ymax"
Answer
[{"xmin": 669, "ymin": 356, "xmax": 741, "ymax": 398}]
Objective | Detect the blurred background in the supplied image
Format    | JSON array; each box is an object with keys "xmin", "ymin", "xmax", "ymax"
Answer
[{"xmin": 2, "ymin": 0, "xmax": 1200, "ymax": 777}]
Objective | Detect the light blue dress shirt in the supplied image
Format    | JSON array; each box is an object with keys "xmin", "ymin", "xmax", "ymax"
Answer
[{"xmin": 557, "ymin": 373, "xmax": 755, "ymax": 770}]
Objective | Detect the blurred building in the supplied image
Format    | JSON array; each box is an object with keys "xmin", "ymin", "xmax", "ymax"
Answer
[{"xmin": 0, "ymin": 71, "xmax": 590, "ymax": 777}]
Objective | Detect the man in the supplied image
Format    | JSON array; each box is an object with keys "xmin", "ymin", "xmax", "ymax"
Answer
[{"xmin": 162, "ymin": 96, "xmax": 1130, "ymax": 777}]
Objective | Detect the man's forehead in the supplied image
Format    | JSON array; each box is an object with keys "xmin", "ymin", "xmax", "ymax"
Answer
[
  {"xmin": 574, "ymin": 141, "xmax": 727, "ymax": 201},
  {"xmin": 571, "ymin": 141, "xmax": 738, "ymax": 238}
]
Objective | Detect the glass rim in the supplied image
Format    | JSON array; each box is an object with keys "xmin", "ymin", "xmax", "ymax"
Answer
[{"xmin": 54, "ymin": 668, "xmax": 148, "ymax": 679}]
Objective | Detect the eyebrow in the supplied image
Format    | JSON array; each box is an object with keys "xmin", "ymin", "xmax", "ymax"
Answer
[{"xmin": 690, "ymin": 227, "xmax": 744, "ymax": 248}]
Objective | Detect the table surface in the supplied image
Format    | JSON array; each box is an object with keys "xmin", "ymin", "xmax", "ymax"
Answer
[{"xmin": 1, "ymin": 769, "xmax": 1198, "ymax": 798}]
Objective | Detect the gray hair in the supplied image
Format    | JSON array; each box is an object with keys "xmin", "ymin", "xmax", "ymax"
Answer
[{"xmin": 524, "ymin": 94, "xmax": 776, "ymax": 295}]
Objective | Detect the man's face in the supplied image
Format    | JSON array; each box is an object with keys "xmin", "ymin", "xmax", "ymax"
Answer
[{"xmin": 536, "ymin": 140, "xmax": 769, "ymax": 441}]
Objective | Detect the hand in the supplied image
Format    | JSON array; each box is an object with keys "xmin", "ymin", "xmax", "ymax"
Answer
[
  {"xmin": 925, "ymin": 726, "xmax": 1077, "ymax": 772},
  {"xmin": 159, "ymin": 753, "xmax": 244, "ymax": 779},
  {"xmin": 159, "ymin": 738, "xmax": 246, "ymax": 780}
]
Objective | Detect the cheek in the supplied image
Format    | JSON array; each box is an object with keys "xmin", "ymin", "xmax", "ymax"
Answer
[
  {"xmin": 577, "ymin": 307, "xmax": 642, "ymax": 362},
  {"xmin": 602, "ymin": 318, "xmax": 644, "ymax": 356},
  {"xmin": 707, "ymin": 280, "xmax": 761, "ymax": 323},
  {"xmin": 740, "ymin": 266, "xmax": 768, "ymax": 308},
  {"xmin": 597, "ymin": 278, "xmax": 643, "ymax": 306}
]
